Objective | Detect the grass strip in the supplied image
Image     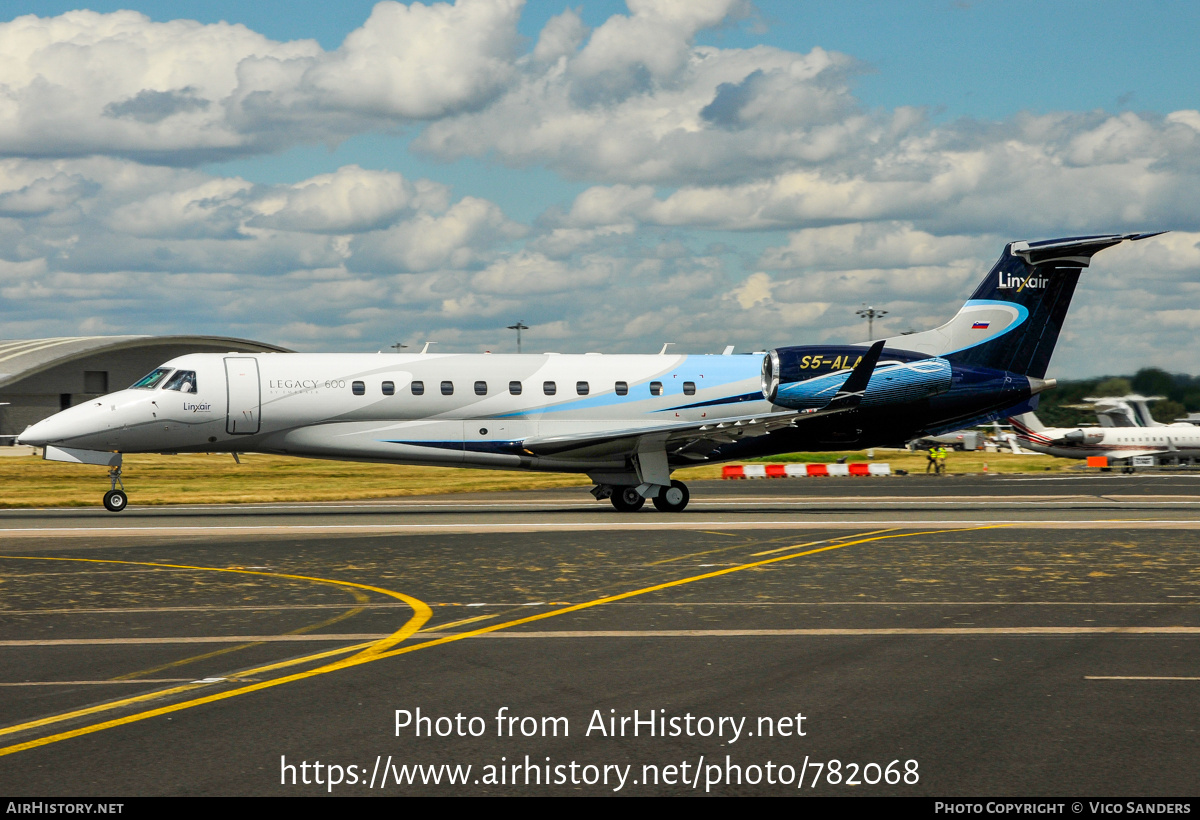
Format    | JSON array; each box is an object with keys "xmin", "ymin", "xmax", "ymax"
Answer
[{"xmin": 0, "ymin": 449, "xmax": 1079, "ymax": 508}]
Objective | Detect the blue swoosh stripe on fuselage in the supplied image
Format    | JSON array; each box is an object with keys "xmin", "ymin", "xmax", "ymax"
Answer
[
  {"xmin": 493, "ymin": 356, "xmax": 761, "ymax": 418},
  {"xmin": 658, "ymin": 391, "xmax": 764, "ymax": 412}
]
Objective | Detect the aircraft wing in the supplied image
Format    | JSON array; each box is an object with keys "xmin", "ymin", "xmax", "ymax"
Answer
[
  {"xmin": 521, "ymin": 341, "xmax": 886, "ymax": 458},
  {"xmin": 522, "ymin": 408, "xmax": 800, "ymax": 457}
]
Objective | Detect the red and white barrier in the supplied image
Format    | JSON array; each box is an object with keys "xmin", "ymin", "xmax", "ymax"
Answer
[{"xmin": 721, "ymin": 463, "xmax": 891, "ymax": 479}]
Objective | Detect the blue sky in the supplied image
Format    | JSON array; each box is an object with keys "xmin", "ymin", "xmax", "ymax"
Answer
[{"xmin": 1, "ymin": 1, "xmax": 1198, "ymax": 375}]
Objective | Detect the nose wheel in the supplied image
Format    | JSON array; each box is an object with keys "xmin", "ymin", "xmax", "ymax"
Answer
[{"xmin": 103, "ymin": 466, "xmax": 128, "ymax": 513}]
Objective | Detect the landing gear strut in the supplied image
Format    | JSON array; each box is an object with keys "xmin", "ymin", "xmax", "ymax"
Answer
[{"xmin": 103, "ymin": 466, "xmax": 128, "ymax": 513}]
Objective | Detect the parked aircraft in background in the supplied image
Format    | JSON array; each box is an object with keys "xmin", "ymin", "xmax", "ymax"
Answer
[
  {"xmin": 909, "ymin": 429, "xmax": 985, "ymax": 451},
  {"xmin": 19, "ymin": 233, "xmax": 1162, "ymax": 511},
  {"xmin": 1009, "ymin": 411, "xmax": 1200, "ymax": 465},
  {"xmin": 1067, "ymin": 394, "xmax": 1195, "ymax": 429}
]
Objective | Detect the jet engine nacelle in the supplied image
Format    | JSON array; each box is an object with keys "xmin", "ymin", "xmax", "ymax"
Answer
[
  {"xmin": 762, "ymin": 345, "xmax": 953, "ymax": 410},
  {"xmin": 1060, "ymin": 428, "xmax": 1104, "ymax": 445}
]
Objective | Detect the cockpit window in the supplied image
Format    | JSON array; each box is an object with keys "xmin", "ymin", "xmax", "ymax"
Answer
[
  {"xmin": 163, "ymin": 370, "xmax": 198, "ymax": 393},
  {"xmin": 130, "ymin": 368, "xmax": 172, "ymax": 390}
]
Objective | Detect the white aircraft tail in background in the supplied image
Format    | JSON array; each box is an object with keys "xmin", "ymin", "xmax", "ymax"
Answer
[{"xmin": 1070, "ymin": 394, "xmax": 1194, "ymax": 429}]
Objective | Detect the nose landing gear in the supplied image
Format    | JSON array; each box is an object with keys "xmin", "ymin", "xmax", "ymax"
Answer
[{"xmin": 103, "ymin": 466, "xmax": 128, "ymax": 512}]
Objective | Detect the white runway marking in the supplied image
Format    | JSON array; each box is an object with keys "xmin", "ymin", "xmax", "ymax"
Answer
[
  {"xmin": 5, "ymin": 490, "xmax": 1200, "ymax": 515},
  {"xmin": 412, "ymin": 627, "xmax": 1200, "ymax": 637},
  {"xmin": 2, "ymin": 600, "xmax": 1189, "ymax": 615},
  {"xmin": 0, "ymin": 679, "xmax": 194, "ymax": 686},
  {"xmin": 4, "ymin": 518, "xmax": 1200, "ymax": 537},
  {"xmin": 1085, "ymin": 676, "xmax": 1200, "ymax": 681}
]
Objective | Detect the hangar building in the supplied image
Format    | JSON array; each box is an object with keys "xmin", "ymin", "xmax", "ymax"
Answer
[{"xmin": 0, "ymin": 336, "xmax": 291, "ymax": 441}]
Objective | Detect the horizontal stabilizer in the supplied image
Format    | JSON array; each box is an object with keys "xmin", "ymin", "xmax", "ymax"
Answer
[{"xmin": 1010, "ymin": 232, "xmax": 1165, "ymax": 266}]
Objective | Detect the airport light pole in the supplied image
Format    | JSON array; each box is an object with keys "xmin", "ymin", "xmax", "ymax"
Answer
[
  {"xmin": 390, "ymin": 342, "xmax": 408, "ymax": 353},
  {"xmin": 507, "ymin": 320, "xmax": 529, "ymax": 353},
  {"xmin": 856, "ymin": 305, "xmax": 888, "ymax": 340}
]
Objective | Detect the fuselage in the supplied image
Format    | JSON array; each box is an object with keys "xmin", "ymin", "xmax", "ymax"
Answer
[
  {"xmin": 19, "ymin": 347, "xmax": 1042, "ymax": 473},
  {"xmin": 1013, "ymin": 423, "xmax": 1200, "ymax": 462},
  {"xmin": 20, "ymin": 351, "xmax": 768, "ymax": 472}
]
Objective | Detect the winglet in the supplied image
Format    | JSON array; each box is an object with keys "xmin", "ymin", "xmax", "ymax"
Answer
[{"xmin": 821, "ymin": 340, "xmax": 885, "ymax": 413}]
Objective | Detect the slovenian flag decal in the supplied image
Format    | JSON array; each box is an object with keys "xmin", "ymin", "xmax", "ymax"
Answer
[{"xmin": 972, "ymin": 321, "xmax": 990, "ymax": 329}]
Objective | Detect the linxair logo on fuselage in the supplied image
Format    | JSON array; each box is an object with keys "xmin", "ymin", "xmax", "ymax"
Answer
[{"xmin": 998, "ymin": 270, "xmax": 1050, "ymax": 291}]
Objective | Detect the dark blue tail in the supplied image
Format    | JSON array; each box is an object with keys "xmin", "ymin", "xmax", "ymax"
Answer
[{"xmin": 887, "ymin": 233, "xmax": 1163, "ymax": 378}]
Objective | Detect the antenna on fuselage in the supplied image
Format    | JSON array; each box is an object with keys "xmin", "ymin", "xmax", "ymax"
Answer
[
  {"xmin": 658, "ymin": 343, "xmax": 675, "ymax": 355},
  {"xmin": 420, "ymin": 342, "xmax": 436, "ymax": 354}
]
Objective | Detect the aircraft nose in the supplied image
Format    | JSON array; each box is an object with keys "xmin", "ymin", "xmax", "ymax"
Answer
[
  {"xmin": 18, "ymin": 415, "xmax": 70, "ymax": 446},
  {"xmin": 17, "ymin": 404, "xmax": 106, "ymax": 446}
]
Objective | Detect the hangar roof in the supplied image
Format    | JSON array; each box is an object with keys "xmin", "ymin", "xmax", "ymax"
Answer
[{"xmin": 0, "ymin": 336, "xmax": 292, "ymax": 389}]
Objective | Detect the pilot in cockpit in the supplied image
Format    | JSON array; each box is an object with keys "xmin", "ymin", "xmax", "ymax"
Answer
[{"xmin": 164, "ymin": 370, "xmax": 197, "ymax": 393}]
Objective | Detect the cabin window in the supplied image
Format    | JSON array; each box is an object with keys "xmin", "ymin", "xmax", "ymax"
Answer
[
  {"xmin": 615, "ymin": 381, "xmax": 628, "ymax": 396},
  {"xmin": 130, "ymin": 368, "xmax": 172, "ymax": 390},
  {"xmin": 683, "ymin": 381, "xmax": 696, "ymax": 396},
  {"xmin": 650, "ymin": 381, "xmax": 663, "ymax": 396},
  {"xmin": 577, "ymin": 381, "xmax": 589, "ymax": 395},
  {"xmin": 164, "ymin": 370, "xmax": 198, "ymax": 393},
  {"xmin": 352, "ymin": 381, "xmax": 365, "ymax": 396},
  {"xmin": 475, "ymin": 381, "xmax": 487, "ymax": 396},
  {"xmin": 543, "ymin": 381, "xmax": 557, "ymax": 396},
  {"xmin": 441, "ymin": 381, "xmax": 454, "ymax": 396},
  {"xmin": 509, "ymin": 381, "xmax": 522, "ymax": 395},
  {"xmin": 382, "ymin": 381, "xmax": 395, "ymax": 396},
  {"xmin": 411, "ymin": 380, "xmax": 424, "ymax": 396}
]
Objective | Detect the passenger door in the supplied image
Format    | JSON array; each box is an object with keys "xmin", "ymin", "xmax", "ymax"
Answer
[{"xmin": 225, "ymin": 357, "xmax": 261, "ymax": 434}]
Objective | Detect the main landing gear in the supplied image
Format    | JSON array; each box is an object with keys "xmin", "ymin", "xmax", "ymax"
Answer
[
  {"xmin": 103, "ymin": 466, "xmax": 128, "ymax": 513},
  {"xmin": 611, "ymin": 486, "xmax": 646, "ymax": 512},
  {"xmin": 652, "ymin": 480, "xmax": 690, "ymax": 513},
  {"xmin": 601, "ymin": 480, "xmax": 690, "ymax": 513}
]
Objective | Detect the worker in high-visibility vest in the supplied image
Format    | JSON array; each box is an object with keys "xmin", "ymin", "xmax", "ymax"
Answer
[{"xmin": 935, "ymin": 445, "xmax": 948, "ymax": 475}]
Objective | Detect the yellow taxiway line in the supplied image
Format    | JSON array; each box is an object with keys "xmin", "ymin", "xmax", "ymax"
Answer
[{"xmin": 0, "ymin": 526, "xmax": 998, "ymax": 758}]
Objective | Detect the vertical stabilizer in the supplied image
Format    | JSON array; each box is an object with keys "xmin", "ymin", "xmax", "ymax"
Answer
[
  {"xmin": 883, "ymin": 233, "xmax": 1163, "ymax": 377},
  {"xmin": 1010, "ymin": 412, "xmax": 1046, "ymax": 434}
]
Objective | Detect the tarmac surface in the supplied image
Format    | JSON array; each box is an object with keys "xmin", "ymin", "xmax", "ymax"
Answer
[{"xmin": 0, "ymin": 473, "xmax": 1198, "ymax": 796}]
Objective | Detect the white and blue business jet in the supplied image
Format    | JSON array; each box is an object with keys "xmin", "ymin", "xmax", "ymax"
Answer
[{"xmin": 18, "ymin": 233, "xmax": 1162, "ymax": 512}]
